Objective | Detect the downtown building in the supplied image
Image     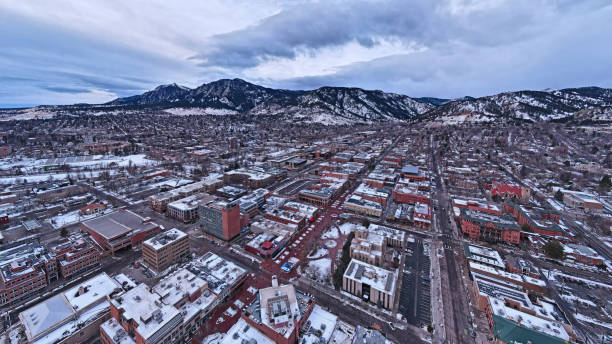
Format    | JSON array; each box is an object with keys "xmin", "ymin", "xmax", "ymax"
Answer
[
  {"xmin": 199, "ymin": 199, "xmax": 244, "ymax": 241},
  {"xmin": 0, "ymin": 237, "xmax": 101, "ymax": 307},
  {"xmin": 342, "ymin": 259, "xmax": 397, "ymax": 310},
  {"xmin": 19, "ymin": 273, "xmax": 121, "ymax": 344},
  {"xmin": 142, "ymin": 228, "xmax": 190, "ymax": 272},
  {"xmin": 459, "ymin": 208, "xmax": 521, "ymax": 245},
  {"xmin": 82, "ymin": 209, "xmax": 161, "ymax": 254},
  {"xmin": 166, "ymin": 193, "xmax": 216, "ymax": 223},
  {"xmin": 349, "ymin": 224, "xmax": 406, "ymax": 267},
  {"xmin": 101, "ymin": 252, "xmax": 245, "ymax": 344},
  {"xmin": 52, "ymin": 237, "xmax": 101, "ymax": 280},
  {"xmin": 241, "ymin": 276, "xmax": 315, "ymax": 344}
]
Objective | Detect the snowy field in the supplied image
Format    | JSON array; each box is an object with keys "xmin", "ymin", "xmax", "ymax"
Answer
[
  {"xmin": 306, "ymin": 258, "xmax": 331, "ymax": 281},
  {"xmin": 322, "ymin": 226, "xmax": 339, "ymax": 239},
  {"xmin": 307, "ymin": 248, "xmax": 328, "ymax": 259},
  {"xmin": 0, "ymin": 170, "xmax": 117, "ymax": 185},
  {"xmin": 0, "ymin": 154, "xmax": 156, "ymax": 172},
  {"xmin": 338, "ymin": 222, "xmax": 356, "ymax": 235},
  {"xmin": 46, "ymin": 208, "xmax": 113, "ymax": 229}
]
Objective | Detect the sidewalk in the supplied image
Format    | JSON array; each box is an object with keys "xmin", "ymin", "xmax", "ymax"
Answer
[{"xmin": 429, "ymin": 240, "xmax": 446, "ymax": 344}]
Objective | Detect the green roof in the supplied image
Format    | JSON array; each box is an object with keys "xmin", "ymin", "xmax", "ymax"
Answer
[{"xmin": 492, "ymin": 314, "xmax": 570, "ymax": 344}]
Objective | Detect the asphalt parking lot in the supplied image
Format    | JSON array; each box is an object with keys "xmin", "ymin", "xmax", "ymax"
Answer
[{"xmin": 398, "ymin": 238, "xmax": 432, "ymax": 327}]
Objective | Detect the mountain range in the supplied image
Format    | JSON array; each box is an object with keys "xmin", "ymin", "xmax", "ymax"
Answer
[{"xmin": 1, "ymin": 79, "xmax": 611, "ymax": 125}]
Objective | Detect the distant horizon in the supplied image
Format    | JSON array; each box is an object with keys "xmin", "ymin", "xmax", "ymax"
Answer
[{"xmin": 1, "ymin": 1, "xmax": 611, "ymax": 107}]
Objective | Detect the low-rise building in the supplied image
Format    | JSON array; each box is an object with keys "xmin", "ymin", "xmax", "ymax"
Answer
[
  {"xmin": 246, "ymin": 219, "xmax": 296, "ymax": 258},
  {"xmin": 343, "ymin": 195, "xmax": 383, "ymax": 218},
  {"xmin": 82, "ymin": 209, "xmax": 161, "ymax": 254},
  {"xmin": 460, "ymin": 208, "xmax": 521, "ymax": 245},
  {"xmin": 561, "ymin": 190, "xmax": 604, "ymax": 211},
  {"xmin": 19, "ymin": 273, "xmax": 121, "ymax": 344},
  {"xmin": 224, "ymin": 168, "xmax": 274, "ymax": 188},
  {"xmin": 393, "ymin": 184, "xmax": 430, "ymax": 205},
  {"xmin": 564, "ymin": 243, "xmax": 603, "ymax": 266}
]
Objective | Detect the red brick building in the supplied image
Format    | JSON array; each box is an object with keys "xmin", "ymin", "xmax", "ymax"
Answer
[
  {"xmin": 0, "ymin": 242, "xmax": 54, "ymax": 307},
  {"xmin": 53, "ymin": 238, "xmax": 101, "ymax": 279},
  {"xmin": 199, "ymin": 200, "xmax": 243, "ymax": 241},
  {"xmin": 82, "ymin": 209, "xmax": 160, "ymax": 254},
  {"xmin": 393, "ymin": 184, "xmax": 430, "ymax": 205},
  {"xmin": 460, "ymin": 209, "xmax": 521, "ymax": 245},
  {"xmin": 490, "ymin": 182, "xmax": 530, "ymax": 202},
  {"xmin": 503, "ymin": 202, "xmax": 568, "ymax": 238}
]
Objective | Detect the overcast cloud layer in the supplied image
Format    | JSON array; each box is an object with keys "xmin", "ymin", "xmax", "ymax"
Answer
[{"xmin": 1, "ymin": 0, "xmax": 611, "ymax": 107}]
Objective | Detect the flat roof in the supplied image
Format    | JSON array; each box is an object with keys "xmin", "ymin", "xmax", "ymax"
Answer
[
  {"xmin": 221, "ymin": 318, "xmax": 274, "ymax": 344},
  {"xmin": 344, "ymin": 259, "xmax": 396, "ymax": 294},
  {"xmin": 82, "ymin": 210, "xmax": 158, "ymax": 240},
  {"xmin": 21, "ymin": 294, "xmax": 74, "ymax": 339},
  {"xmin": 143, "ymin": 228, "xmax": 187, "ymax": 250},
  {"xmin": 63, "ymin": 272, "xmax": 120, "ymax": 311}
]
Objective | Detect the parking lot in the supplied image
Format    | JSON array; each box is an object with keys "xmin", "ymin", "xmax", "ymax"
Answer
[{"xmin": 398, "ymin": 238, "xmax": 432, "ymax": 327}]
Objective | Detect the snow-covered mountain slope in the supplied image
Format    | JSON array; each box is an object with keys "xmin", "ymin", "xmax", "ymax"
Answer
[
  {"xmin": 3, "ymin": 81, "xmax": 612, "ymax": 126},
  {"xmin": 422, "ymin": 87, "xmax": 612, "ymax": 124},
  {"xmin": 107, "ymin": 78, "xmax": 434, "ymax": 123}
]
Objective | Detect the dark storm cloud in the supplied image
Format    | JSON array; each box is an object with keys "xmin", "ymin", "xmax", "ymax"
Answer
[
  {"xmin": 193, "ymin": 0, "xmax": 439, "ymax": 68},
  {"xmin": 1, "ymin": 0, "xmax": 611, "ymax": 105},
  {"xmin": 192, "ymin": 0, "xmax": 612, "ymax": 98}
]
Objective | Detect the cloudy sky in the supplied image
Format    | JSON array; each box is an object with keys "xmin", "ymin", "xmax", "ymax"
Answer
[{"xmin": 1, "ymin": 0, "xmax": 611, "ymax": 107}]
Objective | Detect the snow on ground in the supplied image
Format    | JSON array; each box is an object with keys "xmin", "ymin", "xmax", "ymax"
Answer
[
  {"xmin": 46, "ymin": 208, "xmax": 112, "ymax": 229},
  {"xmin": 550, "ymin": 271, "xmax": 612, "ymax": 289},
  {"xmin": 560, "ymin": 294, "xmax": 597, "ymax": 307},
  {"xmin": 306, "ymin": 258, "xmax": 331, "ymax": 281},
  {"xmin": 307, "ymin": 248, "xmax": 328, "ymax": 259},
  {"xmin": 0, "ymin": 108, "xmax": 55, "ymax": 121},
  {"xmin": 0, "ymin": 170, "xmax": 115, "ymax": 184},
  {"xmin": 338, "ymin": 222, "xmax": 356, "ymax": 235},
  {"xmin": 0, "ymin": 154, "xmax": 155, "ymax": 172},
  {"xmin": 322, "ymin": 226, "xmax": 339, "ymax": 239},
  {"xmin": 224, "ymin": 307, "xmax": 238, "ymax": 317},
  {"xmin": 325, "ymin": 240, "xmax": 337, "ymax": 248},
  {"xmin": 163, "ymin": 107, "xmax": 238, "ymax": 116},
  {"xmin": 575, "ymin": 313, "xmax": 612, "ymax": 330}
]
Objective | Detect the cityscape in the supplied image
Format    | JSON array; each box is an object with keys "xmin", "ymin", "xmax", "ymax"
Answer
[{"xmin": 1, "ymin": 1, "xmax": 611, "ymax": 344}]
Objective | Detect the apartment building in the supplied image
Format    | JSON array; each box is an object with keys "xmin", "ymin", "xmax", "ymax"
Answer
[
  {"xmin": 52, "ymin": 237, "xmax": 101, "ymax": 279},
  {"xmin": 142, "ymin": 229, "xmax": 190, "ymax": 272},
  {"xmin": 460, "ymin": 208, "xmax": 521, "ymax": 245},
  {"xmin": 0, "ymin": 242, "xmax": 54, "ymax": 307},
  {"xmin": 167, "ymin": 193, "xmax": 215, "ymax": 223},
  {"xmin": 242, "ymin": 277, "xmax": 315, "ymax": 344}
]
